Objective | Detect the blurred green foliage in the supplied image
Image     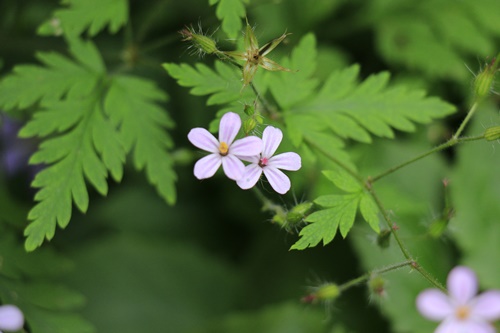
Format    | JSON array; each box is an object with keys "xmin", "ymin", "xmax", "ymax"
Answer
[{"xmin": 0, "ymin": 0, "xmax": 499, "ymax": 332}]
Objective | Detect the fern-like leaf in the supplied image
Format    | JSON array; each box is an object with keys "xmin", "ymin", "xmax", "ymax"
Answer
[
  {"xmin": 0, "ymin": 37, "xmax": 176, "ymax": 250},
  {"xmin": 38, "ymin": 0, "xmax": 128, "ymax": 37}
]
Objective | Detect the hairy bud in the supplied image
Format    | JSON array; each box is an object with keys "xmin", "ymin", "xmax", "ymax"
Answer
[
  {"xmin": 484, "ymin": 126, "xmax": 500, "ymax": 141},
  {"xmin": 474, "ymin": 54, "xmax": 500, "ymax": 101}
]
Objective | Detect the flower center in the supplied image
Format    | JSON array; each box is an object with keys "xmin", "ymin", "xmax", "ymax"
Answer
[
  {"xmin": 455, "ymin": 305, "xmax": 470, "ymax": 320},
  {"xmin": 259, "ymin": 157, "xmax": 268, "ymax": 167},
  {"xmin": 219, "ymin": 142, "xmax": 229, "ymax": 156}
]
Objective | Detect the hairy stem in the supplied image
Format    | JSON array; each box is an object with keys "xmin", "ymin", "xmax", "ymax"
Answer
[
  {"xmin": 304, "ymin": 138, "xmax": 447, "ymax": 291},
  {"xmin": 453, "ymin": 102, "xmax": 479, "ymax": 139},
  {"xmin": 338, "ymin": 260, "xmax": 415, "ymax": 292}
]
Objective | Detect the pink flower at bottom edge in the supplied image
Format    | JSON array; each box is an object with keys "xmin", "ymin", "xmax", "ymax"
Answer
[
  {"xmin": 416, "ymin": 266, "xmax": 500, "ymax": 333},
  {"xmin": 0, "ymin": 305, "xmax": 24, "ymax": 332}
]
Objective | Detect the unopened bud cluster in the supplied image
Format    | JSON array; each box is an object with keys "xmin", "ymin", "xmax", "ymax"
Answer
[{"xmin": 242, "ymin": 103, "xmax": 263, "ymax": 135}]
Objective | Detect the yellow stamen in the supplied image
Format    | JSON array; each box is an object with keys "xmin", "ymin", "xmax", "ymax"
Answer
[
  {"xmin": 219, "ymin": 142, "xmax": 229, "ymax": 156},
  {"xmin": 456, "ymin": 305, "xmax": 470, "ymax": 320}
]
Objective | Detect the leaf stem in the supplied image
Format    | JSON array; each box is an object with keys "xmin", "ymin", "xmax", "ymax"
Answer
[
  {"xmin": 305, "ymin": 137, "xmax": 447, "ymax": 292},
  {"xmin": 370, "ymin": 134, "xmax": 484, "ymax": 183},
  {"xmin": 252, "ymin": 187, "xmax": 286, "ymax": 216},
  {"xmin": 453, "ymin": 102, "xmax": 479, "ymax": 139},
  {"xmin": 338, "ymin": 260, "xmax": 414, "ymax": 292}
]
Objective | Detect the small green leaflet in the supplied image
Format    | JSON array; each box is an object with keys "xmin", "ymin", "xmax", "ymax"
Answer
[
  {"xmin": 291, "ymin": 168, "xmax": 380, "ymax": 250},
  {"xmin": 0, "ymin": 37, "xmax": 176, "ymax": 251},
  {"xmin": 37, "ymin": 0, "xmax": 128, "ymax": 37},
  {"xmin": 208, "ymin": 0, "xmax": 248, "ymax": 39},
  {"xmin": 163, "ymin": 61, "xmax": 255, "ymax": 106}
]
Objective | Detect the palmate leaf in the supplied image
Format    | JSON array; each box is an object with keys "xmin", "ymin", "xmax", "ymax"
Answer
[
  {"xmin": 208, "ymin": 0, "xmax": 247, "ymax": 39},
  {"xmin": 291, "ymin": 168, "xmax": 380, "ymax": 250},
  {"xmin": 37, "ymin": 0, "xmax": 128, "ymax": 37},
  {"xmin": 0, "ymin": 37, "xmax": 176, "ymax": 250}
]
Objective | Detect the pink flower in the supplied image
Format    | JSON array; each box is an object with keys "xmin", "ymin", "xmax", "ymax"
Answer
[
  {"xmin": 237, "ymin": 126, "xmax": 301, "ymax": 194},
  {"xmin": 0, "ymin": 305, "xmax": 24, "ymax": 332},
  {"xmin": 188, "ymin": 112, "xmax": 262, "ymax": 181},
  {"xmin": 417, "ymin": 266, "xmax": 500, "ymax": 333}
]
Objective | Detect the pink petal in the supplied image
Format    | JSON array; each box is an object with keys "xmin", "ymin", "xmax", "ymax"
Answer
[
  {"xmin": 188, "ymin": 128, "xmax": 219, "ymax": 153},
  {"xmin": 471, "ymin": 290, "xmax": 500, "ymax": 321},
  {"xmin": 416, "ymin": 289, "xmax": 453, "ymax": 321},
  {"xmin": 221, "ymin": 154, "xmax": 245, "ymax": 180},
  {"xmin": 438, "ymin": 320, "xmax": 496, "ymax": 333},
  {"xmin": 262, "ymin": 126, "xmax": 283, "ymax": 157},
  {"xmin": 219, "ymin": 112, "xmax": 241, "ymax": 145},
  {"xmin": 268, "ymin": 152, "xmax": 301, "ymax": 171},
  {"xmin": 231, "ymin": 136, "xmax": 262, "ymax": 157},
  {"xmin": 448, "ymin": 266, "xmax": 478, "ymax": 304},
  {"xmin": 194, "ymin": 154, "xmax": 221, "ymax": 179},
  {"xmin": 188, "ymin": 127, "xmax": 219, "ymax": 153},
  {"xmin": 238, "ymin": 154, "xmax": 260, "ymax": 164},
  {"xmin": 237, "ymin": 164, "xmax": 263, "ymax": 190},
  {"xmin": 263, "ymin": 167, "xmax": 291, "ymax": 194},
  {"xmin": 0, "ymin": 305, "xmax": 24, "ymax": 331}
]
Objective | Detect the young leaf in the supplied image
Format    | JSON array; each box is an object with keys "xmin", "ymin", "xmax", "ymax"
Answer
[
  {"xmin": 37, "ymin": 0, "xmax": 128, "ymax": 37},
  {"xmin": 291, "ymin": 194, "xmax": 359, "ymax": 250},
  {"xmin": 208, "ymin": 0, "xmax": 247, "ymax": 39},
  {"xmin": 291, "ymin": 166, "xmax": 380, "ymax": 250}
]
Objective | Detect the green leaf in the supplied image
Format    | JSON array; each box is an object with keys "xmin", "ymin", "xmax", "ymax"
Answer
[
  {"xmin": 291, "ymin": 194, "xmax": 360, "ymax": 250},
  {"xmin": 104, "ymin": 75, "xmax": 177, "ymax": 205},
  {"xmin": 268, "ymin": 33, "xmax": 319, "ymax": 109},
  {"xmin": 23, "ymin": 95, "xmax": 124, "ymax": 251},
  {"xmin": 1, "ymin": 35, "xmax": 176, "ymax": 250},
  {"xmin": 322, "ymin": 168, "xmax": 361, "ymax": 193},
  {"xmin": 163, "ymin": 61, "xmax": 255, "ymax": 106},
  {"xmin": 209, "ymin": 0, "xmax": 247, "ymax": 39},
  {"xmin": 359, "ymin": 193, "xmax": 380, "ymax": 233},
  {"xmin": 287, "ymin": 64, "xmax": 455, "ymax": 145},
  {"xmin": 37, "ymin": 0, "xmax": 128, "ymax": 37},
  {"xmin": 0, "ymin": 52, "xmax": 99, "ymax": 110}
]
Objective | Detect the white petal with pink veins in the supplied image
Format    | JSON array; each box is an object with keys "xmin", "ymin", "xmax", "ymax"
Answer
[
  {"xmin": 237, "ymin": 164, "xmax": 263, "ymax": 189},
  {"xmin": 268, "ymin": 152, "xmax": 301, "ymax": 171},
  {"xmin": 262, "ymin": 126, "xmax": 283, "ymax": 157},
  {"xmin": 188, "ymin": 128, "xmax": 219, "ymax": 153},
  {"xmin": 263, "ymin": 167, "xmax": 291, "ymax": 194},
  {"xmin": 218, "ymin": 112, "xmax": 241, "ymax": 145},
  {"xmin": 221, "ymin": 154, "xmax": 245, "ymax": 180},
  {"xmin": 194, "ymin": 154, "xmax": 221, "ymax": 179}
]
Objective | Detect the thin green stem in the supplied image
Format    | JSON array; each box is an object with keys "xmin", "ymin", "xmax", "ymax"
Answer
[
  {"xmin": 303, "ymin": 137, "xmax": 364, "ymax": 184},
  {"xmin": 305, "ymin": 137, "xmax": 447, "ymax": 291},
  {"xmin": 252, "ymin": 187, "xmax": 286, "ymax": 216},
  {"xmin": 370, "ymin": 134, "xmax": 484, "ymax": 183},
  {"xmin": 453, "ymin": 102, "xmax": 479, "ymax": 139},
  {"xmin": 338, "ymin": 260, "xmax": 414, "ymax": 292}
]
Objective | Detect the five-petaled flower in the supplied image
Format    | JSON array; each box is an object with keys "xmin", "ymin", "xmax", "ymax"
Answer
[
  {"xmin": 237, "ymin": 126, "xmax": 301, "ymax": 194},
  {"xmin": 224, "ymin": 21, "xmax": 293, "ymax": 88},
  {"xmin": 0, "ymin": 305, "xmax": 24, "ymax": 333},
  {"xmin": 416, "ymin": 266, "xmax": 500, "ymax": 333},
  {"xmin": 188, "ymin": 112, "xmax": 262, "ymax": 181}
]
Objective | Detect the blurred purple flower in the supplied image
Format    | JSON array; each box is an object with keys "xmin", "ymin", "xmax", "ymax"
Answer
[
  {"xmin": 237, "ymin": 126, "xmax": 301, "ymax": 194},
  {"xmin": 417, "ymin": 266, "xmax": 500, "ymax": 333},
  {"xmin": 0, "ymin": 304, "xmax": 24, "ymax": 332},
  {"xmin": 1, "ymin": 114, "xmax": 40, "ymax": 177},
  {"xmin": 187, "ymin": 112, "xmax": 262, "ymax": 180}
]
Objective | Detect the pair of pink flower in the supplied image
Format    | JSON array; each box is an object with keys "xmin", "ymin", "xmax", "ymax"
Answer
[{"xmin": 187, "ymin": 112, "xmax": 301, "ymax": 194}]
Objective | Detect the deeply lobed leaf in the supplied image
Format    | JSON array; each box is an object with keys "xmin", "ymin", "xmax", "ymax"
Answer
[{"xmin": 208, "ymin": 0, "xmax": 247, "ymax": 39}]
